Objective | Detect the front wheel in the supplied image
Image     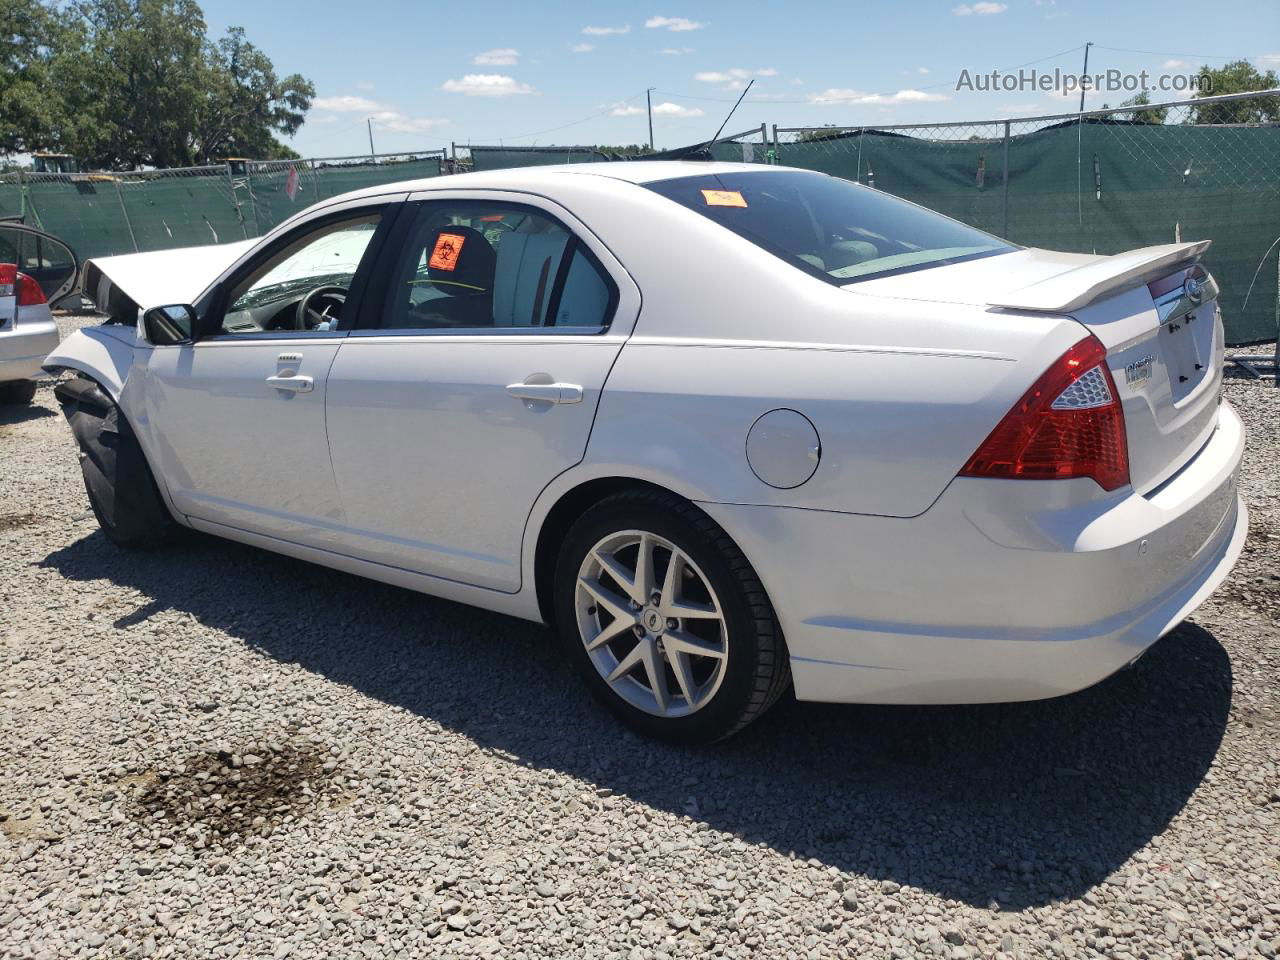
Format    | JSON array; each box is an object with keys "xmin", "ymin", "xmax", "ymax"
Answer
[{"xmin": 554, "ymin": 489, "xmax": 790, "ymax": 743}]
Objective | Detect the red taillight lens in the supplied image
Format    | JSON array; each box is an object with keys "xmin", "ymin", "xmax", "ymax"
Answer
[
  {"xmin": 0, "ymin": 263, "xmax": 45, "ymax": 306},
  {"xmin": 959, "ymin": 335, "xmax": 1130, "ymax": 491},
  {"xmin": 16, "ymin": 272, "xmax": 45, "ymax": 306}
]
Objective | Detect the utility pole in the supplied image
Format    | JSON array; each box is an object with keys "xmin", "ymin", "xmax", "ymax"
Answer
[
  {"xmin": 1078, "ymin": 42, "xmax": 1093, "ymax": 112},
  {"xmin": 367, "ymin": 118, "xmax": 377, "ymax": 161}
]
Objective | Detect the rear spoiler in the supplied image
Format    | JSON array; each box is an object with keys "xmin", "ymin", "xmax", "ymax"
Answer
[{"xmin": 987, "ymin": 240, "xmax": 1212, "ymax": 314}]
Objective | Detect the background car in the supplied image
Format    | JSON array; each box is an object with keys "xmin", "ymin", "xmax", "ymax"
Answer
[
  {"xmin": 43, "ymin": 162, "xmax": 1247, "ymax": 742},
  {"xmin": 0, "ymin": 222, "xmax": 74, "ymax": 405}
]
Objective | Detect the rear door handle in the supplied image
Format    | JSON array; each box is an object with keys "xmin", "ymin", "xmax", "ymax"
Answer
[
  {"xmin": 266, "ymin": 374, "xmax": 314, "ymax": 394},
  {"xmin": 506, "ymin": 382, "xmax": 583, "ymax": 404}
]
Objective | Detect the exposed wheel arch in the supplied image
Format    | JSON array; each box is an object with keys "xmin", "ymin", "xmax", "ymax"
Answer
[{"xmin": 534, "ymin": 477, "xmax": 706, "ymax": 628}]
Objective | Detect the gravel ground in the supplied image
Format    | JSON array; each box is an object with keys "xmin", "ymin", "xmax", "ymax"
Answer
[{"xmin": 1, "ymin": 317, "xmax": 1278, "ymax": 959}]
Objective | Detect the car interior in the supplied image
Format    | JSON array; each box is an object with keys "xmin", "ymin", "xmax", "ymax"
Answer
[{"xmin": 386, "ymin": 205, "xmax": 612, "ymax": 331}]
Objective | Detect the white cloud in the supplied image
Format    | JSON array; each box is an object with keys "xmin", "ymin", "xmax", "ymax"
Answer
[
  {"xmin": 441, "ymin": 74, "xmax": 535, "ymax": 97},
  {"xmin": 355, "ymin": 80, "xmax": 375, "ymax": 91},
  {"xmin": 473, "ymin": 48, "xmax": 519, "ymax": 66},
  {"xmin": 371, "ymin": 113, "xmax": 451, "ymax": 133},
  {"xmin": 611, "ymin": 100, "xmax": 704, "ymax": 118},
  {"xmin": 651, "ymin": 101, "xmax": 704, "ymax": 117},
  {"xmin": 660, "ymin": 46, "xmax": 695, "ymax": 55},
  {"xmin": 645, "ymin": 15, "xmax": 704, "ymax": 31},
  {"xmin": 694, "ymin": 67, "xmax": 777, "ymax": 90},
  {"xmin": 313, "ymin": 96, "xmax": 449, "ymax": 132},
  {"xmin": 571, "ymin": 42, "xmax": 595, "ymax": 53},
  {"xmin": 808, "ymin": 88, "xmax": 950, "ymax": 105},
  {"xmin": 1162, "ymin": 58, "xmax": 1187, "ymax": 69},
  {"xmin": 953, "ymin": 2, "xmax": 1007, "ymax": 14},
  {"xmin": 1255, "ymin": 52, "xmax": 1280, "ymax": 66},
  {"xmin": 582, "ymin": 24, "xmax": 631, "ymax": 35},
  {"xmin": 917, "ymin": 66, "xmax": 930, "ymax": 75},
  {"xmin": 312, "ymin": 95, "xmax": 385, "ymax": 113}
]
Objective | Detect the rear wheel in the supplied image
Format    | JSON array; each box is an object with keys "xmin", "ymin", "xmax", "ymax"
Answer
[
  {"xmin": 55, "ymin": 376, "xmax": 175, "ymax": 549},
  {"xmin": 554, "ymin": 489, "xmax": 790, "ymax": 743},
  {"xmin": 0, "ymin": 380, "xmax": 37, "ymax": 405}
]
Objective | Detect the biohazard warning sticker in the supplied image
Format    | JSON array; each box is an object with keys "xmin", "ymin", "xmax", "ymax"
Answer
[
  {"xmin": 701, "ymin": 189, "xmax": 747, "ymax": 208},
  {"xmin": 429, "ymin": 232, "xmax": 466, "ymax": 270}
]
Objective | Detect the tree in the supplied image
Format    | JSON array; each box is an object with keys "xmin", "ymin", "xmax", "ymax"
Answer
[
  {"xmin": 0, "ymin": 0, "xmax": 69, "ymax": 155},
  {"xmin": 6, "ymin": 0, "xmax": 314, "ymax": 169},
  {"xmin": 194, "ymin": 27, "xmax": 314, "ymax": 163},
  {"xmin": 1114, "ymin": 91, "xmax": 1168, "ymax": 125},
  {"xmin": 1191, "ymin": 60, "xmax": 1280, "ymax": 124}
]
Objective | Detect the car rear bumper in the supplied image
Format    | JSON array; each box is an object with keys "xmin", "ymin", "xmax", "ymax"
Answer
[
  {"xmin": 699, "ymin": 401, "xmax": 1247, "ymax": 705},
  {"xmin": 0, "ymin": 317, "xmax": 60, "ymax": 382}
]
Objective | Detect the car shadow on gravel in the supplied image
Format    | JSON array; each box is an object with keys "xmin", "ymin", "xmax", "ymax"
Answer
[
  {"xmin": 41, "ymin": 530, "xmax": 1233, "ymax": 910},
  {"xmin": 0, "ymin": 402, "xmax": 55, "ymax": 427}
]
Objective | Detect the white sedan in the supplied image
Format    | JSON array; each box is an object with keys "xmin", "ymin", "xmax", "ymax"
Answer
[{"xmin": 45, "ymin": 162, "xmax": 1247, "ymax": 742}]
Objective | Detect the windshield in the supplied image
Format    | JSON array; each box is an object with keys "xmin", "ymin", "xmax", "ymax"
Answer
[{"xmin": 644, "ymin": 169, "xmax": 1014, "ymax": 285}]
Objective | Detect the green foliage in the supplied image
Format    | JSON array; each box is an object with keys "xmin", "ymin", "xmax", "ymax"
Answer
[
  {"xmin": 0, "ymin": 0, "xmax": 69, "ymax": 154},
  {"xmin": 3, "ymin": 0, "xmax": 314, "ymax": 169},
  {"xmin": 1115, "ymin": 91, "xmax": 1168, "ymax": 125},
  {"xmin": 1192, "ymin": 61, "xmax": 1280, "ymax": 123}
]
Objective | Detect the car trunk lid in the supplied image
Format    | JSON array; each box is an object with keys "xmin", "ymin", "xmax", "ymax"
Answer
[{"xmin": 851, "ymin": 241, "xmax": 1224, "ymax": 494}]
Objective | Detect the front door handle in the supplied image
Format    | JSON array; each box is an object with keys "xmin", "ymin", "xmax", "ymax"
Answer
[
  {"xmin": 506, "ymin": 382, "xmax": 583, "ymax": 404},
  {"xmin": 266, "ymin": 374, "xmax": 314, "ymax": 394}
]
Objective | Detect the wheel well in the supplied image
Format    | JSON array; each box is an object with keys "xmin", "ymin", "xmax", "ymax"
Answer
[{"xmin": 533, "ymin": 477, "xmax": 690, "ymax": 627}]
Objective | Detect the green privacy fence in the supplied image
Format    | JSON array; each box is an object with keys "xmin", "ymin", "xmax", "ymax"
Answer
[{"xmin": 0, "ymin": 150, "xmax": 445, "ymax": 262}]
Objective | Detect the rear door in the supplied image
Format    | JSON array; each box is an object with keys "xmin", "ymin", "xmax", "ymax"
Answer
[
  {"xmin": 324, "ymin": 191, "xmax": 640, "ymax": 592},
  {"xmin": 0, "ymin": 222, "xmax": 78, "ymax": 304},
  {"xmin": 140, "ymin": 201, "xmax": 396, "ymax": 547}
]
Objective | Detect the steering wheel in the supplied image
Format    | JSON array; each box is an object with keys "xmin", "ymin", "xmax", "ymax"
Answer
[{"xmin": 296, "ymin": 285, "xmax": 348, "ymax": 330}]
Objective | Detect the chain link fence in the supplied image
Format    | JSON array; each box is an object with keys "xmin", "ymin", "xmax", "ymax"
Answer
[{"xmin": 0, "ymin": 149, "xmax": 446, "ymax": 261}]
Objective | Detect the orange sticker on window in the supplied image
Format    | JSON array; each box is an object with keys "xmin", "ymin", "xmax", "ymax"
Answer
[
  {"xmin": 429, "ymin": 232, "xmax": 466, "ymax": 271},
  {"xmin": 701, "ymin": 189, "xmax": 747, "ymax": 208}
]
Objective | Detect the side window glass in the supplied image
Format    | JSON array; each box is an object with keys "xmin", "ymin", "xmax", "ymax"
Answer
[
  {"xmin": 221, "ymin": 213, "xmax": 380, "ymax": 335},
  {"xmin": 383, "ymin": 202, "xmax": 613, "ymax": 332}
]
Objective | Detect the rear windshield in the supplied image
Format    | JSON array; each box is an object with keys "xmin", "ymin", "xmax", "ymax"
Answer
[{"xmin": 645, "ymin": 169, "xmax": 1014, "ymax": 285}]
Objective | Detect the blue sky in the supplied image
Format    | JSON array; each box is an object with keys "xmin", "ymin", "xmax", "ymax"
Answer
[{"xmin": 202, "ymin": 0, "xmax": 1280, "ymax": 157}]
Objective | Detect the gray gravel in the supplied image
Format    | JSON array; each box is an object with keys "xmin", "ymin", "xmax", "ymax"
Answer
[{"xmin": 2, "ymin": 317, "xmax": 1278, "ymax": 959}]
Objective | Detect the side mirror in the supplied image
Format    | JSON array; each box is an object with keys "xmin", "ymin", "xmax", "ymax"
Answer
[{"xmin": 142, "ymin": 304, "xmax": 197, "ymax": 345}]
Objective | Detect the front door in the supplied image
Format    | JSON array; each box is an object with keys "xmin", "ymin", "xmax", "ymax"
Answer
[
  {"xmin": 140, "ymin": 206, "xmax": 391, "ymax": 547},
  {"xmin": 325, "ymin": 195, "xmax": 639, "ymax": 591}
]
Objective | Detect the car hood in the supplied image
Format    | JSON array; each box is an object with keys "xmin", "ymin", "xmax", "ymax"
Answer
[{"xmin": 81, "ymin": 239, "xmax": 255, "ymax": 323}]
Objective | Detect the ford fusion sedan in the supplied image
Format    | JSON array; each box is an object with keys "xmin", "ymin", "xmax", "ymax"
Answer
[{"xmin": 44, "ymin": 163, "xmax": 1246, "ymax": 742}]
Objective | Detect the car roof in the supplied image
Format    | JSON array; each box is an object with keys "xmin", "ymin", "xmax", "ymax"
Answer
[{"xmin": 332, "ymin": 161, "xmax": 796, "ymax": 204}]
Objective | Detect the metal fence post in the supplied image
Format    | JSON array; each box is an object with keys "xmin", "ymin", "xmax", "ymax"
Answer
[
  {"xmin": 113, "ymin": 178, "xmax": 139, "ymax": 252},
  {"xmin": 1001, "ymin": 120, "xmax": 1010, "ymax": 240},
  {"xmin": 770, "ymin": 124, "xmax": 779, "ymax": 163},
  {"xmin": 225, "ymin": 163, "xmax": 249, "ymax": 240}
]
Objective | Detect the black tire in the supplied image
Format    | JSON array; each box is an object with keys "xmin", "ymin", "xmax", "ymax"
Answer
[
  {"xmin": 54, "ymin": 376, "xmax": 175, "ymax": 549},
  {"xmin": 0, "ymin": 380, "xmax": 37, "ymax": 405},
  {"xmin": 554, "ymin": 489, "xmax": 790, "ymax": 743}
]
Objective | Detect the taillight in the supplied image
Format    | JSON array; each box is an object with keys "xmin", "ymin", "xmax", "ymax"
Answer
[
  {"xmin": 0, "ymin": 263, "xmax": 46, "ymax": 306},
  {"xmin": 959, "ymin": 334, "xmax": 1130, "ymax": 491}
]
